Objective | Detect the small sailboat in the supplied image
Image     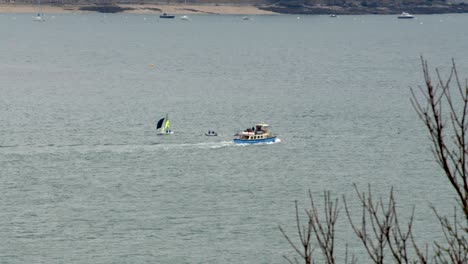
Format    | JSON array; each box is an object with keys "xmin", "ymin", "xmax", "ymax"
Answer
[
  {"xmin": 156, "ymin": 114, "xmax": 173, "ymax": 135},
  {"xmin": 33, "ymin": 0, "xmax": 45, "ymax": 21},
  {"xmin": 34, "ymin": 13, "xmax": 45, "ymax": 21}
]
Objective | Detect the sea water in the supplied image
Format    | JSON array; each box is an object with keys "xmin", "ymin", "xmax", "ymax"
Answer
[{"xmin": 1, "ymin": 13, "xmax": 468, "ymax": 263}]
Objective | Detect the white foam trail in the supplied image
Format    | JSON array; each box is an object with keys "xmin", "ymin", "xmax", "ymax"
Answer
[{"xmin": 0, "ymin": 140, "xmax": 237, "ymax": 155}]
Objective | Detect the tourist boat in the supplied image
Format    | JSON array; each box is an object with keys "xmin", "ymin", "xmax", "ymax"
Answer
[
  {"xmin": 160, "ymin": 13, "xmax": 175, "ymax": 19},
  {"xmin": 205, "ymin": 130, "xmax": 218, "ymax": 136},
  {"xmin": 233, "ymin": 123, "xmax": 276, "ymax": 144},
  {"xmin": 156, "ymin": 114, "xmax": 173, "ymax": 135},
  {"xmin": 397, "ymin": 12, "xmax": 415, "ymax": 19}
]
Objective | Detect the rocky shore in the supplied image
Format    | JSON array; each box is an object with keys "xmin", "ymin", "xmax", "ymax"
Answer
[
  {"xmin": 1, "ymin": 1, "xmax": 468, "ymax": 14},
  {"xmin": 259, "ymin": 3, "xmax": 468, "ymax": 15},
  {"xmin": 0, "ymin": 3, "xmax": 276, "ymax": 14}
]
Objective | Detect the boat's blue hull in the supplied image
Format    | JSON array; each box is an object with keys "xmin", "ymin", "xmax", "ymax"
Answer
[{"xmin": 233, "ymin": 136, "xmax": 276, "ymax": 144}]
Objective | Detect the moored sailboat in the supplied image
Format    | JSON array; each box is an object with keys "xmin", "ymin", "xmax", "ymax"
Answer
[
  {"xmin": 33, "ymin": 0, "xmax": 45, "ymax": 21},
  {"xmin": 34, "ymin": 13, "xmax": 45, "ymax": 21}
]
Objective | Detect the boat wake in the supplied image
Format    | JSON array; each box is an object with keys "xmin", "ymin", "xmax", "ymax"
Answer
[{"xmin": 0, "ymin": 141, "xmax": 236, "ymax": 155}]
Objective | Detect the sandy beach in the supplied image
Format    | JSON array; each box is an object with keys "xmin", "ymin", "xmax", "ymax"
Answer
[{"xmin": 0, "ymin": 3, "xmax": 277, "ymax": 14}]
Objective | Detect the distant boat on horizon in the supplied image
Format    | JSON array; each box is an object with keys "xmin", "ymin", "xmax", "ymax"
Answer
[
  {"xmin": 397, "ymin": 12, "xmax": 415, "ymax": 19},
  {"xmin": 33, "ymin": 0, "xmax": 45, "ymax": 21},
  {"xmin": 33, "ymin": 13, "xmax": 45, "ymax": 21},
  {"xmin": 160, "ymin": 13, "xmax": 175, "ymax": 19}
]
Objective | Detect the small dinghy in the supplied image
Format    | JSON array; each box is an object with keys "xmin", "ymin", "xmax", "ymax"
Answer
[{"xmin": 205, "ymin": 130, "xmax": 218, "ymax": 136}]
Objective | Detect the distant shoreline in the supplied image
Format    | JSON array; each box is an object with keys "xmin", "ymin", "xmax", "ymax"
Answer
[
  {"xmin": 0, "ymin": 3, "xmax": 277, "ymax": 14},
  {"xmin": 1, "ymin": 2, "xmax": 468, "ymax": 15},
  {"xmin": 260, "ymin": 3, "xmax": 468, "ymax": 15}
]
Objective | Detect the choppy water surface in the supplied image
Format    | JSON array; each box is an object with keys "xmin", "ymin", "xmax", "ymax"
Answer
[{"xmin": 1, "ymin": 13, "xmax": 468, "ymax": 263}]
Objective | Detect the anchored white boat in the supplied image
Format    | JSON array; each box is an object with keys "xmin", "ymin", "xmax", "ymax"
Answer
[{"xmin": 398, "ymin": 12, "xmax": 415, "ymax": 19}]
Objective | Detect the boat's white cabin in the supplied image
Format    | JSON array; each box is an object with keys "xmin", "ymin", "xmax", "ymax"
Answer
[{"xmin": 237, "ymin": 123, "xmax": 273, "ymax": 140}]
